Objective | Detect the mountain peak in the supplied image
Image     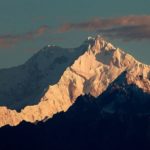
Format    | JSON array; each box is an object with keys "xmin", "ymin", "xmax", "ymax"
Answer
[
  {"xmin": 0, "ymin": 35, "xmax": 149, "ymax": 127},
  {"xmin": 86, "ymin": 35, "xmax": 116, "ymax": 54}
]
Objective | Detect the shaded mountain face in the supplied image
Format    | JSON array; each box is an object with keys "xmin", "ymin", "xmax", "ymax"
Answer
[
  {"xmin": 0, "ymin": 73, "xmax": 150, "ymax": 150},
  {"xmin": 0, "ymin": 45, "xmax": 88, "ymax": 110},
  {"xmin": 0, "ymin": 35, "xmax": 150, "ymax": 127}
]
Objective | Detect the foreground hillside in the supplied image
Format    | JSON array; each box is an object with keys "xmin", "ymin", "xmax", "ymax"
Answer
[{"xmin": 0, "ymin": 72, "xmax": 150, "ymax": 150}]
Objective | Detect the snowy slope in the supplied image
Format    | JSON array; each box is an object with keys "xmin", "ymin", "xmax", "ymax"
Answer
[{"xmin": 0, "ymin": 45, "xmax": 88, "ymax": 110}]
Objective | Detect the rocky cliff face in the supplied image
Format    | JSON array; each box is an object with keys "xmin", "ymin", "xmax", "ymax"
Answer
[{"xmin": 0, "ymin": 35, "xmax": 149, "ymax": 127}]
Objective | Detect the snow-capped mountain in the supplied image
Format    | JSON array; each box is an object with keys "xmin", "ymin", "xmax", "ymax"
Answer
[{"xmin": 0, "ymin": 35, "xmax": 149, "ymax": 127}]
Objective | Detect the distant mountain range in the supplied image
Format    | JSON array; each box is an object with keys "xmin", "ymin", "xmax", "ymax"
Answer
[{"xmin": 0, "ymin": 35, "xmax": 150, "ymax": 127}]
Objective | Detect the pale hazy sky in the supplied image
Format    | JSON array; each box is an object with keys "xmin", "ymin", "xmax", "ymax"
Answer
[{"xmin": 0, "ymin": 0, "xmax": 150, "ymax": 68}]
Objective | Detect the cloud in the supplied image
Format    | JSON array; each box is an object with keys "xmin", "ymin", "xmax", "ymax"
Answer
[
  {"xmin": 98, "ymin": 25, "xmax": 150, "ymax": 41},
  {"xmin": 1, "ymin": 15, "xmax": 149, "ymax": 48},
  {"xmin": 58, "ymin": 15, "xmax": 150, "ymax": 41},
  {"xmin": 0, "ymin": 25, "xmax": 51, "ymax": 48}
]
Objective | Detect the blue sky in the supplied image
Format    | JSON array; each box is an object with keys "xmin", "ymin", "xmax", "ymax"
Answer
[{"xmin": 0, "ymin": 0, "xmax": 150, "ymax": 68}]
